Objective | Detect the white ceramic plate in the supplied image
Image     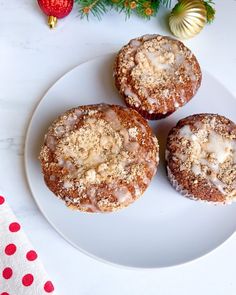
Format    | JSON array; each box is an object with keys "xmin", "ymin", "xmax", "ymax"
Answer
[{"xmin": 25, "ymin": 54, "xmax": 236, "ymax": 268}]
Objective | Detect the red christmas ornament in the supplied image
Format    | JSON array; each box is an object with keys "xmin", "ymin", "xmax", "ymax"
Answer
[{"xmin": 37, "ymin": 0, "xmax": 73, "ymax": 29}]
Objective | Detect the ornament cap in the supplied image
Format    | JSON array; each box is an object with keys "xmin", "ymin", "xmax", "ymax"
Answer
[{"xmin": 48, "ymin": 16, "xmax": 57, "ymax": 29}]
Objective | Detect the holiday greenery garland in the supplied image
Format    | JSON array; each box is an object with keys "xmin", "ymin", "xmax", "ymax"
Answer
[
  {"xmin": 75, "ymin": 0, "xmax": 171, "ymax": 19},
  {"xmin": 204, "ymin": 0, "xmax": 215, "ymax": 23},
  {"xmin": 74, "ymin": 0, "xmax": 215, "ymax": 21},
  {"xmin": 37, "ymin": 0, "xmax": 215, "ymax": 32}
]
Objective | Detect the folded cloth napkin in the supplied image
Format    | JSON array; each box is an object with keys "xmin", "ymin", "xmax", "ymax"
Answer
[{"xmin": 0, "ymin": 194, "xmax": 56, "ymax": 295}]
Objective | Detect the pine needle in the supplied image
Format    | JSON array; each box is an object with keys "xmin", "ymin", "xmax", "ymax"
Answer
[
  {"xmin": 204, "ymin": 0, "xmax": 216, "ymax": 23},
  {"xmin": 160, "ymin": 0, "xmax": 172, "ymax": 8},
  {"xmin": 75, "ymin": 0, "xmax": 175, "ymax": 20},
  {"xmin": 75, "ymin": 0, "xmax": 108, "ymax": 19}
]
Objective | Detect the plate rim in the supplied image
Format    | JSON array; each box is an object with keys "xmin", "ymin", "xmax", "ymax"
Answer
[{"xmin": 24, "ymin": 53, "xmax": 236, "ymax": 269}]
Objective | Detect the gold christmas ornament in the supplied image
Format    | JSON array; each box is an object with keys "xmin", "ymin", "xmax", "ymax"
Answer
[{"xmin": 169, "ymin": 0, "xmax": 207, "ymax": 39}]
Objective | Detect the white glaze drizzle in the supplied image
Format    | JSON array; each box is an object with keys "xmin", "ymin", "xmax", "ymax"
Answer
[
  {"xmin": 63, "ymin": 180, "xmax": 73, "ymax": 189},
  {"xmin": 205, "ymin": 132, "xmax": 232, "ymax": 164},
  {"xmin": 130, "ymin": 39, "xmax": 142, "ymax": 48},
  {"xmin": 49, "ymin": 175, "xmax": 56, "ymax": 181},
  {"xmin": 125, "ymin": 141, "xmax": 139, "ymax": 152},
  {"xmin": 179, "ymin": 89, "xmax": 186, "ymax": 104},
  {"xmin": 124, "ymin": 87, "xmax": 141, "ymax": 107},
  {"xmin": 174, "ymin": 101, "xmax": 180, "ymax": 108},
  {"xmin": 134, "ymin": 184, "xmax": 142, "ymax": 197},
  {"xmin": 162, "ymin": 99, "xmax": 168, "ymax": 114},
  {"xmin": 147, "ymin": 97, "xmax": 158, "ymax": 106},
  {"xmin": 55, "ymin": 126, "xmax": 65, "ymax": 137},
  {"xmin": 86, "ymin": 187, "xmax": 99, "ymax": 212},
  {"xmin": 142, "ymin": 34, "xmax": 158, "ymax": 41},
  {"xmin": 185, "ymin": 63, "xmax": 197, "ymax": 82},
  {"xmin": 146, "ymin": 52, "xmax": 172, "ymax": 71},
  {"xmin": 46, "ymin": 135, "xmax": 57, "ymax": 151},
  {"xmin": 74, "ymin": 109, "xmax": 83, "ymax": 117},
  {"xmin": 104, "ymin": 108, "xmax": 122, "ymax": 130},
  {"xmin": 142, "ymin": 173, "xmax": 151, "ymax": 185},
  {"xmin": 162, "ymin": 89, "xmax": 170, "ymax": 98},
  {"xmin": 114, "ymin": 187, "xmax": 132, "ymax": 203},
  {"xmin": 66, "ymin": 114, "xmax": 78, "ymax": 127},
  {"xmin": 178, "ymin": 124, "xmax": 236, "ymax": 195},
  {"xmin": 175, "ymin": 54, "xmax": 185, "ymax": 66}
]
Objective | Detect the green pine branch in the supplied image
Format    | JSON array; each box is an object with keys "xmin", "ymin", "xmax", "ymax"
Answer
[
  {"xmin": 111, "ymin": 0, "xmax": 134, "ymax": 19},
  {"xmin": 204, "ymin": 0, "xmax": 216, "ymax": 23},
  {"xmin": 74, "ymin": 0, "xmax": 216, "ymax": 22},
  {"xmin": 160, "ymin": 0, "xmax": 172, "ymax": 8},
  {"xmin": 75, "ymin": 0, "xmax": 109, "ymax": 20},
  {"xmin": 75, "ymin": 0, "xmax": 172, "ymax": 20},
  {"xmin": 136, "ymin": 0, "xmax": 160, "ymax": 19}
]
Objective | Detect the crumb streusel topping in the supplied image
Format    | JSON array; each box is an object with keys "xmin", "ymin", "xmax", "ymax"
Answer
[
  {"xmin": 114, "ymin": 34, "xmax": 201, "ymax": 116},
  {"xmin": 40, "ymin": 104, "xmax": 159, "ymax": 212},
  {"xmin": 167, "ymin": 114, "xmax": 236, "ymax": 202}
]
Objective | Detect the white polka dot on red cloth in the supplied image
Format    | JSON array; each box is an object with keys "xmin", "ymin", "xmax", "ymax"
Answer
[
  {"xmin": 1, "ymin": 195, "xmax": 56, "ymax": 293},
  {"xmin": 0, "ymin": 195, "xmax": 5, "ymax": 205},
  {"xmin": 2, "ymin": 267, "xmax": 13, "ymax": 280},
  {"xmin": 9, "ymin": 222, "xmax": 21, "ymax": 232},
  {"xmin": 4, "ymin": 244, "xmax": 17, "ymax": 256},
  {"xmin": 26, "ymin": 250, "xmax": 38, "ymax": 261},
  {"xmin": 44, "ymin": 281, "xmax": 55, "ymax": 293},
  {"xmin": 22, "ymin": 274, "xmax": 34, "ymax": 287}
]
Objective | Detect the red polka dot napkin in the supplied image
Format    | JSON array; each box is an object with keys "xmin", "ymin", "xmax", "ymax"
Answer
[{"xmin": 0, "ymin": 195, "xmax": 56, "ymax": 294}]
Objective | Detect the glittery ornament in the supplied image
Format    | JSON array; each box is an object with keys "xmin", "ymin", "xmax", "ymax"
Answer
[
  {"xmin": 38, "ymin": 0, "xmax": 73, "ymax": 29},
  {"xmin": 169, "ymin": 0, "xmax": 207, "ymax": 39}
]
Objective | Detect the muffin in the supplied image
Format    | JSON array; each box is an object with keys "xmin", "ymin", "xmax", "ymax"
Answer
[
  {"xmin": 166, "ymin": 114, "xmax": 236, "ymax": 203},
  {"xmin": 114, "ymin": 34, "xmax": 202, "ymax": 120},
  {"xmin": 39, "ymin": 104, "xmax": 159, "ymax": 213}
]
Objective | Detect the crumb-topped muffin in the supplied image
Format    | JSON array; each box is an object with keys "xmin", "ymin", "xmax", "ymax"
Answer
[
  {"xmin": 166, "ymin": 114, "xmax": 236, "ymax": 203},
  {"xmin": 39, "ymin": 104, "xmax": 159, "ymax": 213},
  {"xmin": 114, "ymin": 34, "xmax": 202, "ymax": 120}
]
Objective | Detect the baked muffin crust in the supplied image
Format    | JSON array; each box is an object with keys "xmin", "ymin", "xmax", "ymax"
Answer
[
  {"xmin": 166, "ymin": 114, "xmax": 236, "ymax": 203},
  {"xmin": 114, "ymin": 34, "xmax": 202, "ymax": 120},
  {"xmin": 40, "ymin": 104, "xmax": 159, "ymax": 212}
]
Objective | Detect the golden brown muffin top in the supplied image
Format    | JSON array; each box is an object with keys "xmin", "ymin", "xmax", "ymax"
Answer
[
  {"xmin": 114, "ymin": 34, "xmax": 201, "ymax": 116},
  {"xmin": 40, "ymin": 104, "xmax": 159, "ymax": 212},
  {"xmin": 166, "ymin": 114, "xmax": 236, "ymax": 203}
]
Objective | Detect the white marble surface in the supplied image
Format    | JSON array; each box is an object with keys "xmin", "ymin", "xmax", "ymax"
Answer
[{"xmin": 1, "ymin": 0, "xmax": 236, "ymax": 294}]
